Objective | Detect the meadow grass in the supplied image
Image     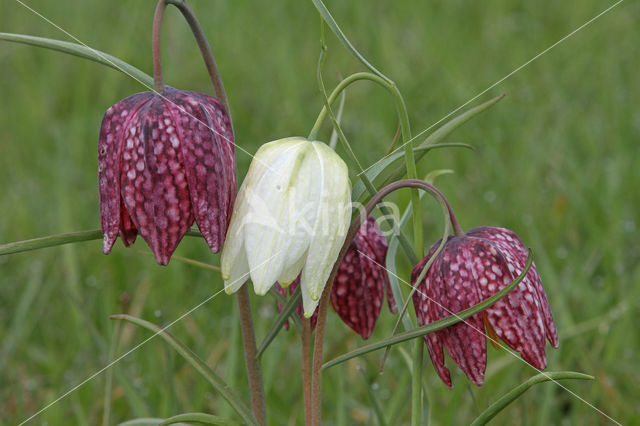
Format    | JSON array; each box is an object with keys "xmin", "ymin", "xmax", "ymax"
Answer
[{"xmin": 1, "ymin": 0, "xmax": 638, "ymax": 424}]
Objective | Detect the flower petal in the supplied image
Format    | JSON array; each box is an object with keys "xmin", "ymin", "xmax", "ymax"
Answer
[
  {"xmin": 169, "ymin": 90, "xmax": 235, "ymax": 253},
  {"xmin": 244, "ymin": 140, "xmax": 309, "ymax": 295},
  {"xmin": 331, "ymin": 242, "xmax": 381, "ymax": 339},
  {"xmin": 98, "ymin": 92, "xmax": 152, "ymax": 253},
  {"xmin": 462, "ymin": 231, "xmax": 547, "ymax": 369},
  {"xmin": 469, "ymin": 227, "xmax": 558, "ymax": 348},
  {"xmin": 411, "ymin": 248, "xmax": 452, "ymax": 387},
  {"xmin": 118, "ymin": 198, "xmax": 137, "ymax": 247},
  {"xmin": 120, "ymin": 97, "xmax": 194, "ymax": 265},
  {"xmin": 436, "ymin": 238, "xmax": 488, "ymax": 386},
  {"xmin": 361, "ymin": 216, "xmax": 396, "ymax": 313},
  {"xmin": 300, "ymin": 142, "xmax": 351, "ymax": 316}
]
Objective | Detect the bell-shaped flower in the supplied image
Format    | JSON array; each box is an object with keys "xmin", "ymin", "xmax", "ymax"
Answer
[
  {"xmin": 275, "ymin": 216, "xmax": 395, "ymax": 338},
  {"xmin": 221, "ymin": 137, "xmax": 351, "ymax": 316},
  {"xmin": 98, "ymin": 87, "xmax": 236, "ymax": 265},
  {"xmin": 412, "ymin": 226, "xmax": 558, "ymax": 387},
  {"xmin": 330, "ymin": 215, "xmax": 396, "ymax": 338}
]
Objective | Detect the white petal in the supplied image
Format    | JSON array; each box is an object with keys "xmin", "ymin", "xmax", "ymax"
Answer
[
  {"xmin": 301, "ymin": 279, "xmax": 319, "ymax": 318},
  {"xmin": 224, "ymin": 244, "xmax": 249, "ymax": 294},
  {"xmin": 244, "ymin": 139, "xmax": 311, "ymax": 295},
  {"xmin": 300, "ymin": 142, "xmax": 351, "ymax": 316}
]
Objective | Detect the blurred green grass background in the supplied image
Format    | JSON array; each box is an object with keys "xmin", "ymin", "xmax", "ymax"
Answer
[{"xmin": 1, "ymin": 0, "xmax": 639, "ymax": 424}]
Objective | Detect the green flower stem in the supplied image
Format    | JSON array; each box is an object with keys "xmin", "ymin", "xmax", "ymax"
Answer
[
  {"xmin": 152, "ymin": 0, "xmax": 168, "ymax": 93},
  {"xmin": 236, "ymin": 285, "xmax": 267, "ymax": 426},
  {"xmin": 470, "ymin": 372, "xmax": 594, "ymax": 426},
  {"xmin": 308, "ymin": 72, "xmax": 393, "ymax": 140},
  {"xmin": 0, "ymin": 228, "xmax": 202, "ymax": 256},
  {"xmin": 166, "ymin": 0, "xmax": 230, "ymax": 115},
  {"xmin": 309, "ymin": 70, "xmax": 418, "ymax": 265},
  {"xmin": 310, "ymin": 179, "xmax": 463, "ymax": 426}
]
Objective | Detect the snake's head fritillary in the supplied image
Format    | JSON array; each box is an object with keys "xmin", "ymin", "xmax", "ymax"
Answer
[
  {"xmin": 98, "ymin": 88, "xmax": 236, "ymax": 265},
  {"xmin": 221, "ymin": 137, "xmax": 351, "ymax": 317},
  {"xmin": 412, "ymin": 226, "xmax": 558, "ymax": 387},
  {"xmin": 330, "ymin": 216, "xmax": 396, "ymax": 339}
]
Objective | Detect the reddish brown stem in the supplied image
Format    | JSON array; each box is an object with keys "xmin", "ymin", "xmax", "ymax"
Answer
[
  {"xmin": 152, "ymin": 0, "xmax": 167, "ymax": 93},
  {"xmin": 237, "ymin": 285, "xmax": 266, "ymax": 425},
  {"xmin": 167, "ymin": 0, "xmax": 230, "ymax": 115}
]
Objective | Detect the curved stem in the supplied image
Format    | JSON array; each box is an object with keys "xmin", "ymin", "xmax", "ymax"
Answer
[
  {"xmin": 237, "ymin": 285, "xmax": 266, "ymax": 425},
  {"xmin": 310, "ymin": 72, "xmax": 417, "ymax": 264},
  {"xmin": 308, "ymin": 72, "xmax": 403, "ymax": 141},
  {"xmin": 167, "ymin": 0, "xmax": 230, "ymax": 115},
  {"xmin": 310, "ymin": 179, "xmax": 461, "ymax": 426},
  {"xmin": 152, "ymin": 0, "xmax": 168, "ymax": 93},
  {"xmin": 302, "ymin": 319, "xmax": 313, "ymax": 426}
]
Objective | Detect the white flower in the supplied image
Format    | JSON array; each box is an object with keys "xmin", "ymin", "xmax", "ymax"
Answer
[{"xmin": 221, "ymin": 137, "xmax": 351, "ymax": 316}]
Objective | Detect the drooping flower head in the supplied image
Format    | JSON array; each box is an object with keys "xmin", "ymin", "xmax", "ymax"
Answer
[
  {"xmin": 412, "ymin": 226, "xmax": 558, "ymax": 387},
  {"xmin": 221, "ymin": 137, "xmax": 351, "ymax": 316},
  {"xmin": 275, "ymin": 216, "xmax": 395, "ymax": 338},
  {"xmin": 330, "ymin": 216, "xmax": 396, "ymax": 339},
  {"xmin": 98, "ymin": 87, "xmax": 235, "ymax": 265}
]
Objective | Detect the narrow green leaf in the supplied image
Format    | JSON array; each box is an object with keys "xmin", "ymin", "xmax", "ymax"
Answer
[
  {"xmin": 328, "ymin": 87, "xmax": 347, "ymax": 150},
  {"xmin": 110, "ymin": 315, "xmax": 258, "ymax": 426},
  {"xmin": 118, "ymin": 419, "xmax": 176, "ymax": 426},
  {"xmin": 0, "ymin": 229, "xmax": 102, "ymax": 255},
  {"xmin": 311, "ymin": 0, "xmax": 391, "ymax": 83},
  {"xmin": 256, "ymin": 287, "xmax": 302, "ymax": 358},
  {"xmin": 351, "ymin": 143, "xmax": 473, "ymax": 202},
  {"xmin": 417, "ymin": 93, "xmax": 506, "ymax": 150},
  {"xmin": 138, "ymin": 251, "xmax": 221, "ymax": 273},
  {"xmin": 352, "ymin": 93, "xmax": 504, "ymax": 202},
  {"xmin": 160, "ymin": 412, "xmax": 241, "ymax": 426},
  {"xmin": 470, "ymin": 371, "xmax": 594, "ymax": 426},
  {"xmin": 0, "ymin": 228, "xmax": 202, "ymax": 256},
  {"xmin": 323, "ymin": 251, "xmax": 533, "ymax": 369},
  {"xmin": 0, "ymin": 33, "xmax": 153, "ymax": 87},
  {"xmin": 385, "ymin": 193, "xmax": 424, "ymax": 333},
  {"xmin": 424, "ymin": 169, "xmax": 455, "ymax": 184}
]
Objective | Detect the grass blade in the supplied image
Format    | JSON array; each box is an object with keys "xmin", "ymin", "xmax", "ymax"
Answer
[
  {"xmin": 256, "ymin": 287, "xmax": 302, "ymax": 357},
  {"xmin": 0, "ymin": 228, "xmax": 202, "ymax": 256},
  {"xmin": 311, "ymin": 0, "xmax": 391, "ymax": 83},
  {"xmin": 323, "ymin": 251, "xmax": 533, "ymax": 369},
  {"xmin": 160, "ymin": 412, "xmax": 241, "ymax": 426},
  {"xmin": 352, "ymin": 93, "xmax": 505, "ymax": 202},
  {"xmin": 110, "ymin": 314, "xmax": 258, "ymax": 426},
  {"xmin": 118, "ymin": 420, "xmax": 176, "ymax": 426},
  {"xmin": 0, "ymin": 32, "xmax": 153, "ymax": 87},
  {"xmin": 351, "ymin": 143, "xmax": 473, "ymax": 202},
  {"xmin": 358, "ymin": 366, "xmax": 388, "ymax": 426},
  {"xmin": 470, "ymin": 372, "xmax": 594, "ymax": 426}
]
